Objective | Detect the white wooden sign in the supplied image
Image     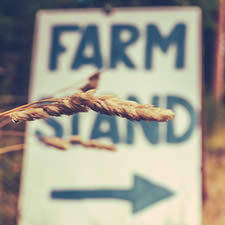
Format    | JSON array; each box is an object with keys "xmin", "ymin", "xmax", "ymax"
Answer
[{"xmin": 19, "ymin": 7, "xmax": 202, "ymax": 225}]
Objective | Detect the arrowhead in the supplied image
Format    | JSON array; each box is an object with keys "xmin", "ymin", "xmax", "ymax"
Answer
[{"xmin": 130, "ymin": 175, "xmax": 174, "ymax": 213}]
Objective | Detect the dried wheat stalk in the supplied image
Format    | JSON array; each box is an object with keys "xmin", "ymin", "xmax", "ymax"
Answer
[
  {"xmin": 0, "ymin": 144, "xmax": 24, "ymax": 154},
  {"xmin": 79, "ymin": 71, "xmax": 101, "ymax": 92},
  {"xmin": 69, "ymin": 136, "xmax": 116, "ymax": 151},
  {"xmin": 0, "ymin": 135, "xmax": 115, "ymax": 154},
  {"xmin": 0, "ymin": 89, "xmax": 175, "ymax": 123},
  {"xmin": 40, "ymin": 135, "xmax": 116, "ymax": 151},
  {"xmin": 41, "ymin": 136, "xmax": 69, "ymax": 150},
  {"xmin": 50, "ymin": 71, "xmax": 102, "ymax": 97},
  {"xmin": 73, "ymin": 90, "xmax": 175, "ymax": 121}
]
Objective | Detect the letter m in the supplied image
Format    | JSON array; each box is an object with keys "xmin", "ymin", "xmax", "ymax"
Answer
[{"xmin": 145, "ymin": 23, "xmax": 186, "ymax": 69}]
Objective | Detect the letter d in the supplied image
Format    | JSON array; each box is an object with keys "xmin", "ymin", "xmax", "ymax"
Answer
[{"xmin": 166, "ymin": 96, "xmax": 197, "ymax": 143}]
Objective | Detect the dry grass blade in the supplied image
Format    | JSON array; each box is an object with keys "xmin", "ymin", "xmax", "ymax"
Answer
[
  {"xmin": 80, "ymin": 71, "xmax": 101, "ymax": 92},
  {"xmin": 51, "ymin": 71, "xmax": 101, "ymax": 96},
  {"xmin": 40, "ymin": 135, "xmax": 115, "ymax": 151},
  {"xmin": 0, "ymin": 144, "xmax": 24, "ymax": 154},
  {"xmin": 0, "ymin": 89, "xmax": 175, "ymax": 123},
  {"xmin": 70, "ymin": 135, "xmax": 116, "ymax": 151},
  {"xmin": 41, "ymin": 136, "xmax": 69, "ymax": 151},
  {"xmin": 0, "ymin": 135, "xmax": 115, "ymax": 154}
]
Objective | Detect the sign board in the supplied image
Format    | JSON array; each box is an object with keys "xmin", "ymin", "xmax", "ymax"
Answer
[{"xmin": 19, "ymin": 8, "xmax": 202, "ymax": 225}]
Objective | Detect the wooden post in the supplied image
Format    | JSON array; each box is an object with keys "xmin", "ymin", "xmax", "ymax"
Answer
[{"xmin": 213, "ymin": 0, "xmax": 225, "ymax": 104}]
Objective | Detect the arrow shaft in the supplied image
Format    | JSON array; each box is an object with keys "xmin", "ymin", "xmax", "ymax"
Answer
[
  {"xmin": 51, "ymin": 189, "xmax": 131, "ymax": 201},
  {"xmin": 51, "ymin": 175, "xmax": 174, "ymax": 214}
]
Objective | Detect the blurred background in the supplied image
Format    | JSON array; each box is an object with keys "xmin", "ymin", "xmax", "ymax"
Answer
[{"xmin": 0, "ymin": 0, "xmax": 224, "ymax": 225}]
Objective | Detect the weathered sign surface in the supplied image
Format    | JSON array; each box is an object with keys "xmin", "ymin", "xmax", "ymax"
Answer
[{"xmin": 19, "ymin": 8, "xmax": 202, "ymax": 225}]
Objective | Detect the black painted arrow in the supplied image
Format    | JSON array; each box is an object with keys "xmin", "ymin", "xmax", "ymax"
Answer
[{"xmin": 51, "ymin": 175, "xmax": 174, "ymax": 213}]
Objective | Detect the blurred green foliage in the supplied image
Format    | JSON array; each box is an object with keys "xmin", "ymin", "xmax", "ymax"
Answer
[{"xmin": 0, "ymin": 0, "xmax": 219, "ymax": 224}]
